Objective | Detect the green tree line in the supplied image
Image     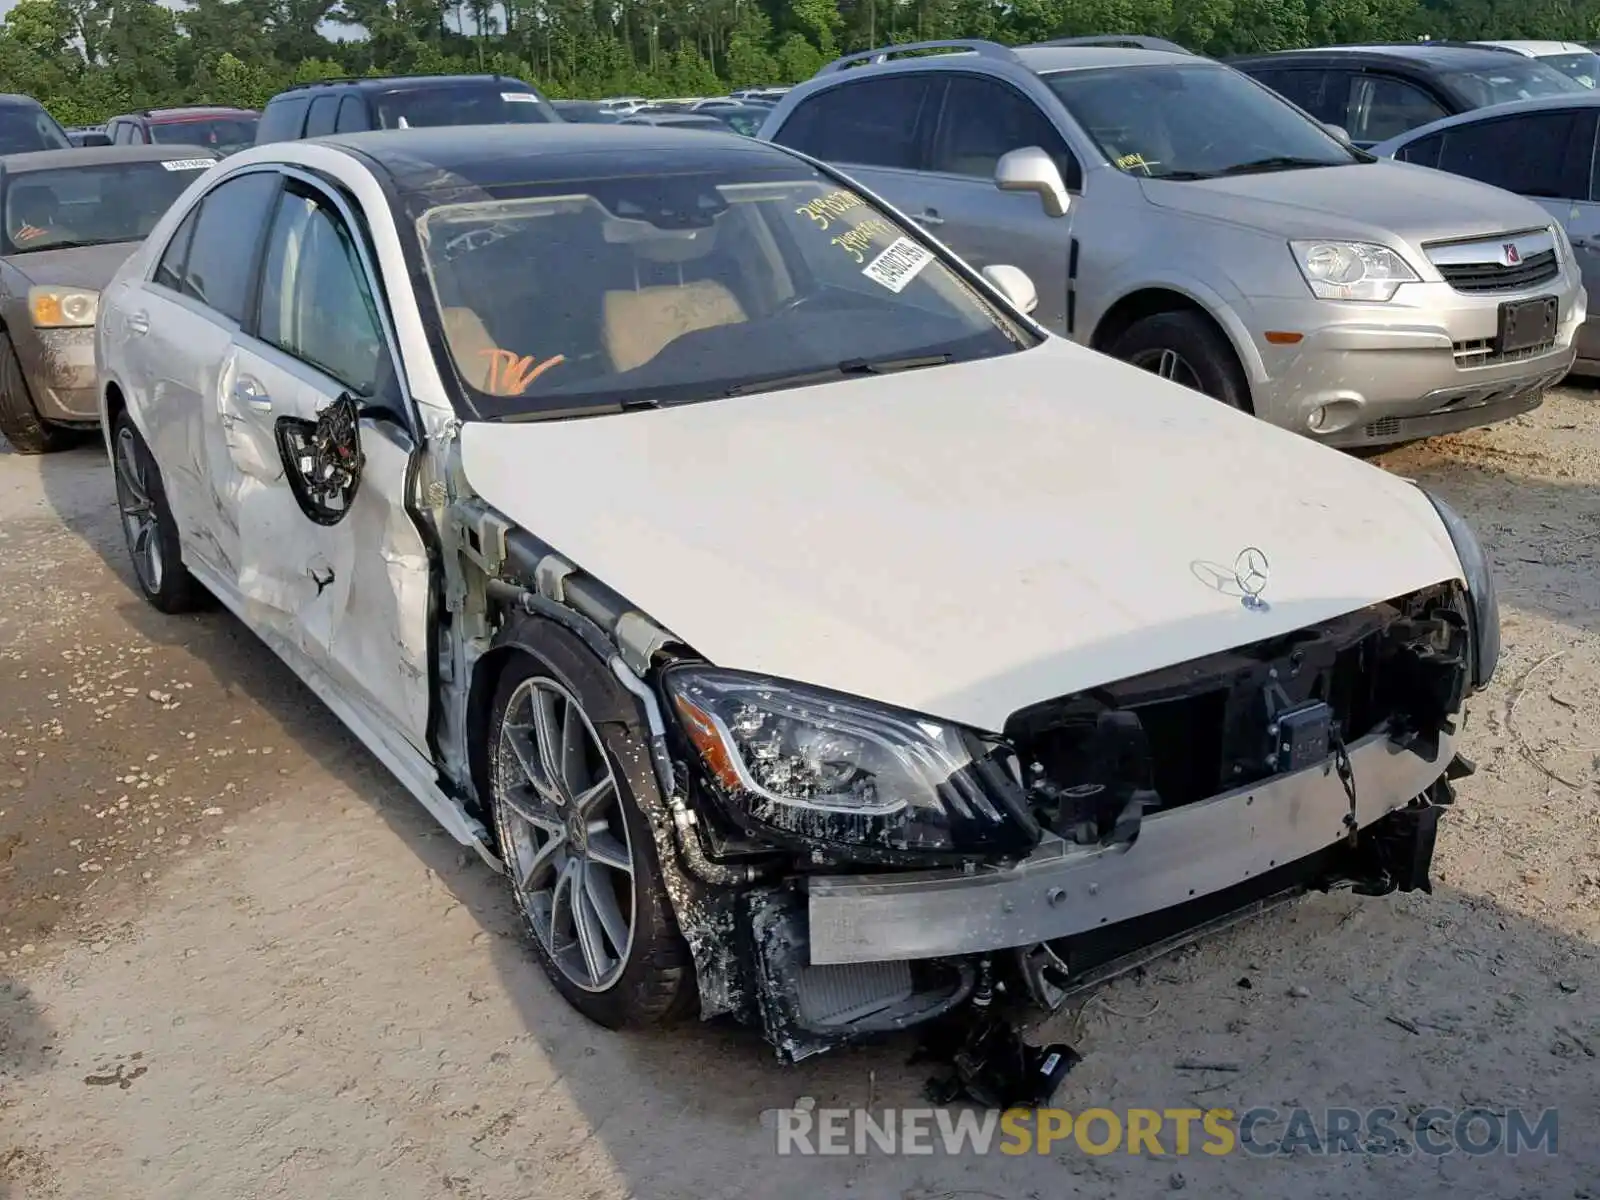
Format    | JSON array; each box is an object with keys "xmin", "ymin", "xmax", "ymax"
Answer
[{"xmin": 0, "ymin": 0, "xmax": 1595, "ymax": 125}]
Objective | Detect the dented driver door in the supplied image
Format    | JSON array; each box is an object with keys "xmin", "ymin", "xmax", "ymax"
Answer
[{"xmin": 209, "ymin": 176, "xmax": 432, "ymax": 754}]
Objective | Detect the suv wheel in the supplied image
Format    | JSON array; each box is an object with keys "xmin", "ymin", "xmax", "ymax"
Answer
[{"xmin": 1110, "ymin": 311, "xmax": 1252, "ymax": 412}]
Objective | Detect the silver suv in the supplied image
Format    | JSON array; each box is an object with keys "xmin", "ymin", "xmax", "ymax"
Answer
[{"xmin": 760, "ymin": 41, "xmax": 1586, "ymax": 448}]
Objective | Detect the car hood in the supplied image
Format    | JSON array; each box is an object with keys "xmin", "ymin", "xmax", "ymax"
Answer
[
  {"xmin": 1, "ymin": 240, "xmax": 139, "ymax": 290},
  {"xmin": 1141, "ymin": 160, "xmax": 1558, "ymax": 246},
  {"xmin": 458, "ymin": 339, "xmax": 1464, "ymax": 731}
]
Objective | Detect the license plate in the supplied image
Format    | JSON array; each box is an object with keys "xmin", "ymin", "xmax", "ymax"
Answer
[{"xmin": 1497, "ymin": 295, "xmax": 1559, "ymax": 353}]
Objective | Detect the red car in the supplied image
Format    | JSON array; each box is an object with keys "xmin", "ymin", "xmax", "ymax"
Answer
[{"xmin": 103, "ymin": 106, "xmax": 259, "ymax": 157}]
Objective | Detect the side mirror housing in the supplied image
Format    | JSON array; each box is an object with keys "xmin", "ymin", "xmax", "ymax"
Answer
[
  {"xmin": 982, "ymin": 264, "xmax": 1038, "ymax": 315},
  {"xmin": 1322, "ymin": 122, "xmax": 1351, "ymax": 143},
  {"xmin": 995, "ymin": 146, "xmax": 1071, "ymax": 218}
]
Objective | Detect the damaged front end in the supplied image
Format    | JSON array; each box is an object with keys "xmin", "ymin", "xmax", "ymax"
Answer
[
  {"xmin": 444, "ymin": 492, "xmax": 1483, "ymax": 1081},
  {"xmin": 651, "ymin": 582, "xmax": 1478, "ymax": 1065}
]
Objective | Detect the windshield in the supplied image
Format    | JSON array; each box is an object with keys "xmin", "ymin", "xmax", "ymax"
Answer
[
  {"xmin": 3, "ymin": 158, "xmax": 212, "ymax": 254},
  {"xmin": 150, "ymin": 116, "xmax": 258, "ymax": 155},
  {"xmin": 414, "ymin": 162, "xmax": 1032, "ymax": 418},
  {"xmin": 1044, "ymin": 64, "xmax": 1359, "ymax": 179},
  {"xmin": 1439, "ymin": 60, "xmax": 1588, "ymax": 106},
  {"xmin": 1537, "ymin": 51, "xmax": 1600, "ymax": 87},
  {"xmin": 376, "ymin": 85, "xmax": 555, "ymax": 130},
  {"xmin": 0, "ymin": 107, "xmax": 71, "ymax": 154}
]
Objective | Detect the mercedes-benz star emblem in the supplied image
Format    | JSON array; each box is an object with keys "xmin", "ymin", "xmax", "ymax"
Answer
[{"xmin": 1234, "ymin": 547, "xmax": 1270, "ymax": 610}]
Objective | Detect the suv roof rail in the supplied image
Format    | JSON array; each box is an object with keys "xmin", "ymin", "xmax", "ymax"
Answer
[
  {"xmin": 1415, "ymin": 38, "xmax": 1522, "ymax": 52},
  {"xmin": 275, "ymin": 72, "xmax": 522, "ymax": 93},
  {"xmin": 817, "ymin": 39, "xmax": 1018, "ymax": 75},
  {"xmin": 1031, "ymin": 34, "xmax": 1193, "ymax": 53}
]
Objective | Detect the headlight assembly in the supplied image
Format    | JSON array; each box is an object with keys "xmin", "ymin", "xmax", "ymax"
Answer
[
  {"xmin": 662, "ymin": 667, "xmax": 1040, "ymax": 862},
  {"xmin": 1423, "ymin": 490, "xmax": 1500, "ymax": 690},
  {"xmin": 1290, "ymin": 239, "xmax": 1418, "ymax": 302},
  {"xmin": 29, "ymin": 285, "xmax": 99, "ymax": 328}
]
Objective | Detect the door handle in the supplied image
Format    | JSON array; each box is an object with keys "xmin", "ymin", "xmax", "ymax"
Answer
[
  {"xmin": 914, "ymin": 208, "xmax": 945, "ymax": 227},
  {"xmin": 127, "ymin": 310, "xmax": 149, "ymax": 336},
  {"xmin": 233, "ymin": 377, "xmax": 272, "ymax": 414}
]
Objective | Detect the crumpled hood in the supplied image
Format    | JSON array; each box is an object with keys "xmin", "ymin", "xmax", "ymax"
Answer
[
  {"xmin": 1141, "ymin": 160, "xmax": 1558, "ymax": 248},
  {"xmin": 459, "ymin": 338, "xmax": 1464, "ymax": 731},
  {"xmin": 1, "ymin": 240, "xmax": 139, "ymax": 290}
]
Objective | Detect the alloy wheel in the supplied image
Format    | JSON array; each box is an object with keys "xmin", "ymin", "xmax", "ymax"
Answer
[
  {"xmin": 1129, "ymin": 346, "xmax": 1203, "ymax": 391},
  {"xmin": 494, "ymin": 677, "xmax": 637, "ymax": 993},
  {"xmin": 113, "ymin": 426, "xmax": 164, "ymax": 595}
]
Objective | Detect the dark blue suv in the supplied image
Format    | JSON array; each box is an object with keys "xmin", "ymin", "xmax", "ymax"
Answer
[{"xmin": 255, "ymin": 74, "xmax": 560, "ymax": 143}]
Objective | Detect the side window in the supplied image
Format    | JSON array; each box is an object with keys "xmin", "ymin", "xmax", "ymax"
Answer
[
  {"xmin": 930, "ymin": 74, "xmax": 1082, "ymax": 189},
  {"xmin": 304, "ymin": 94, "xmax": 339, "ymax": 138},
  {"xmin": 335, "ymin": 95, "xmax": 370, "ymax": 133},
  {"xmin": 153, "ymin": 205, "xmax": 201, "ymax": 292},
  {"xmin": 1252, "ymin": 70, "xmax": 1331, "ymax": 120},
  {"xmin": 770, "ymin": 76, "xmax": 935, "ymax": 170},
  {"xmin": 178, "ymin": 171, "xmax": 282, "ymax": 321},
  {"xmin": 1437, "ymin": 110, "xmax": 1596, "ymax": 200},
  {"xmin": 110, "ymin": 121, "xmax": 128, "ymax": 144},
  {"xmin": 1397, "ymin": 131, "xmax": 1443, "ymax": 168},
  {"xmin": 256, "ymin": 95, "xmax": 310, "ymax": 143},
  {"xmin": 256, "ymin": 188, "xmax": 386, "ymax": 395},
  {"xmin": 1344, "ymin": 74, "xmax": 1448, "ymax": 144}
]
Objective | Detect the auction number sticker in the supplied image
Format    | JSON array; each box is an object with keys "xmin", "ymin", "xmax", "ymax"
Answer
[
  {"xmin": 160, "ymin": 158, "xmax": 215, "ymax": 171},
  {"xmin": 502, "ymin": 92, "xmax": 540, "ymax": 102},
  {"xmin": 862, "ymin": 236, "xmax": 933, "ymax": 293}
]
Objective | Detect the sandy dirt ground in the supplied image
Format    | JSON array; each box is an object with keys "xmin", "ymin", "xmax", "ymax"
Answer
[{"xmin": 2, "ymin": 394, "xmax": 1598, "ymax": 1199}]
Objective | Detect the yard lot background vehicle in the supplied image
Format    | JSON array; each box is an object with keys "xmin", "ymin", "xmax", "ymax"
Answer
[
  {"xmin": 104, "ymin": 106, "xmax": 260, "ymax": 156},
  {"xmin": 1229, "ymin": 43, "xmax": 1587, "ymax": 147},
  {"xmin": 95, "ymin": 124, "xmax": 1496, "ymax": 1065},
  {"xmin": 0, "ymin": 145, "xmax": 217, "ymax": 453},
  {"xmin": 1372, "ymin": 93, "xmax": 1600, "ymax": 378},
  {"xmin": 1470, "ymin": 40, "xmax": 1600, "ymax": 87},
  {"xmin": 0, "ymin": 94, "xmax": 72, "ymax": 154},
  {"xmin": 760, "ymin": 40, "xmax": 1584, "ymax": 450},
  {"xmin": 253, "ymin": 74, "xmax": 559, "ymax": 142}
]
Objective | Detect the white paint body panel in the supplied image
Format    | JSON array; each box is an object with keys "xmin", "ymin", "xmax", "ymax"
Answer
[{"xmin": 461, "ymin": 336, "xmax": 1464, "ymax": 731}]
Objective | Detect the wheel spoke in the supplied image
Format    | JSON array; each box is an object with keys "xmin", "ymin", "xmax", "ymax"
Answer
[
  {"xmin": 584, "ymin": 862, "xmax": 630, "ymax": 955},
  {"xmin": 1157, "ymin": 349, "xmax": 1179, "ymax": 380},
  {"xmin": 586, "ymin": 828, "xmax": 632, "ymax": 875},
  {"xmin": 559, "ymin": 699, "xmax": 586, "ymax": 795},
  {"xmin": 500, "ymin": 783, "xmax": 561, "ymax": 833},
  {"xmin": 531, "ymin": 690, "xmax": 571, "ymax": 805},
  {"xmin": 572, "ymin": 776, "xmax": 614, "ymax": 819},
  {"xmin": 518, "ymin": 828, "xmax": 564, "ymax": 892},
  {"xmin": 115, "ymin": 433, "xmax": 150, "ymax": 509},
  {"xmin": 569, "ymin": 863, "xmax": 610, "ymax": 983},
  {"xmin": 503, "ymin": 723, "xmax": 563, "ymax": 809}
]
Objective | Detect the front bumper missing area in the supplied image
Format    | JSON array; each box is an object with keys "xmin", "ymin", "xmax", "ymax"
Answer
[{"xmin": 806, "ymin": 728, "xmax": 1452, "ymax": 966}]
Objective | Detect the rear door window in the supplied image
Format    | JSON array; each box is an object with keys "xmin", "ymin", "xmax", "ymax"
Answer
[
  {"xmin": 1247, "ymin": 68, "xmax": 1333, "ymax": 120},
  {"xmin": 768, "ymin": 75, "xmax": 937, "ymax": 170},
  {"xmin": 176, "ymin": 171, "xmax": 282, "ymax": 322},
  {"xmin": 930, "ymin": 74, "xmax": 1082, "ymax": 188},
  {"xmin": 256, "ymin": 95, "xmax": 310, "ymax": 143},
  {"xmin": 1436, "ymin": 109, "xmax": 1596, "ymax": 200},
  {"xmin": 304, "ymin": 94, "xmax": 339, "ymax": 138},
  {"xmin": 1344, "ymin": 73, "xmax": 1449, "ymax": 143},
  {"xmin": 335, "ymin": 96, "xmax": 370, "ymax": 133}
]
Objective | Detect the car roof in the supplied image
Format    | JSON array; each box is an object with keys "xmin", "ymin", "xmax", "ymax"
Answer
[
  {"xmin": 322, "ymin": 123, "xmax": 791, "ymax": 192},
  {"xmin": 1370, "ymin": 92, "xmax": 1600, "ymax": 151},
  {"xmin": 0, "ymin": 94, "xmax": 48, "ymax": 109},
  {"xmin": 1473, "ymin": 39, "xmax": 1591, "ymax": 55},
  {"xmin": 1231, "ymin": 44, "xmax": 1527, "ymax": 68},
  {"xmin": 1013, "ymin": 45, "xmax": 1198, "ymax": 71},
  {"xmin": 274, "ymin": 74, "xmax": 529, "ymax": 96},
  {"xmin": 0, "ymin": 144, "xmax": 219, "ymax": 173},
  {"xmin": 141, "ymin": 106, "xmax": 257, "ymax": 119}
]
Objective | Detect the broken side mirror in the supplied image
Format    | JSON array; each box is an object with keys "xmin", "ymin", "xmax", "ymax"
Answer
[
  {"xmin": 995, "ymin": 146, "xmax": 1071, "ymax": 218},
  {"xmin": 981, "ymin": 264, "xmax": 1038, "ymax": 315},
  {"xmin": 275, "ymin": 392, "xmax": 365, "ymax": 526}
]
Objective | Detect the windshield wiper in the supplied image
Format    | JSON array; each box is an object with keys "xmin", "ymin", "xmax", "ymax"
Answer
[
  {"xmin": 725, "ymin": 353, "xmax": 952, "ymax": 397},
  {"xmin": 1215, "ymin": 156, "xmax": 1343, "ymax": 176}
]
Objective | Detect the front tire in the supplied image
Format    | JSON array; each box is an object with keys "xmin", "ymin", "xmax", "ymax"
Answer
[
  {"xmin": 111, "ymin": 410, "xmax": 203, "ymax": 613},
  {"xmin": 0, "ymin": 332, "xmax": 71, "ymax": 454},
  {"xmin": 1109, "ymin": 311, "xmax": 1253, "ymax": 411},
  {"xmin": 488, "ymin": 653, "xmax": 695, "ymax": 1029}
]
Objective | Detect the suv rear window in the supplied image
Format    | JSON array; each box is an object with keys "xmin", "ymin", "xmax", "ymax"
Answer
[
  {"xmin": 0, "ymin": 105, "xmax": 71, "ymax": 154},
  {"xmin": 374, "ymin": 84, "xmax": 556, "ymax": 129}
]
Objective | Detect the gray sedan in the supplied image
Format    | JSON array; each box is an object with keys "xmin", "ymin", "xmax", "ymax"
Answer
[{"xmin": 0, "ymin": 144, "xmax": 216, "ymax": 453}]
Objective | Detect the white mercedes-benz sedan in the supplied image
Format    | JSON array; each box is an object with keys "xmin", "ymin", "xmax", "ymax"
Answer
[{"xmin": 95, "ymin": 125, "xmax": 1497, "ymax": 1067}]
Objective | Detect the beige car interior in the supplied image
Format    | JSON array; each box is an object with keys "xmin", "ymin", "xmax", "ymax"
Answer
[{"xmin": 437, "ymin": 209, "xmax": 752, "ymax": 396}]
